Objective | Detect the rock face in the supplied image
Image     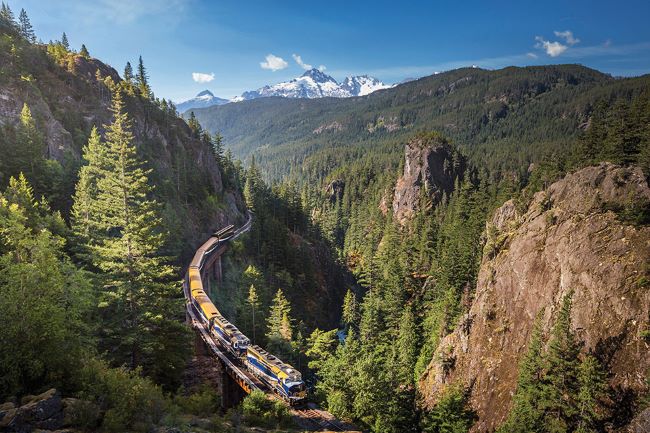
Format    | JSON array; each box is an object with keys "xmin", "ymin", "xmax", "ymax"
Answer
[
  {"xmin": 392, "ymin": 134, "xmax": 465, "ymax": 223},
  {"xmin": 419, "ymin": 163, "xmax": 650, "ymax": 432},
  {"xmin": 1, "ymin": 389, "xmax": 63, "ymax": 432},
  {"xmin": 326, "ymin": 179, "xmax": 345, "ymax": 203}
]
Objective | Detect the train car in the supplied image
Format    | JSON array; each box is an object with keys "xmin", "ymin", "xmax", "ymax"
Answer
[
  {"xmin": 210, "ymin": 313, "xmax": 250, "ymax": 357},
  {"xmin": 245, "ymin": 345, "xmax": 307, "ymax": 405},
  {"xmin": 214, "ymin": 224, "xmax": 235, "ymax": 239}
]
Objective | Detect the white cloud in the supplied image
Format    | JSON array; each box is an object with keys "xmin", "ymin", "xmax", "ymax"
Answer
[
  {"xmin": 535, "ymin": 36, "xmax": 568, "ymax": 57},
  {"xmin": 554, "ymin": 30, "xmax": 580, "ymax": 46},
  {"xmin": 526, "ymin": 52, "xmax": 539, "ymax": 59},
  {"xmin": 260, "ymin": 54, "xmax": 288, "ymax": 71},
  {"xmin": 318, "ymin": 65, "xmax": 327, "ymax": 71},
  {"xmin": 192, "ymin": 72, "xmax": 215, "ymax": 83},
  {"xmin": 292, "ymin": 54, "xmax": 312, "ymax": 70}
]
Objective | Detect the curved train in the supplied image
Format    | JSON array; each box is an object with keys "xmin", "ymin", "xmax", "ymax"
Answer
[{"xmin": 186, "ymin": 223, "xmax": 307, "ymax": 405}]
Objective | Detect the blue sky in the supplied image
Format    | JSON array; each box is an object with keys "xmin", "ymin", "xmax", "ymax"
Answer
[{"xmin": 12, "ymin": 0, "xmax": 650, "ymax": 102}]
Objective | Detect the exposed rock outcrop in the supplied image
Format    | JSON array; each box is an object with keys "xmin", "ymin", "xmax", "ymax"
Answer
[
  {"xmin": 419, "ymin": 163, "xmax": 650, "ymax": 432},
  {"xmin": 326, "ymin": 179, "xmax": 345, "ymax": 203},
  {"xmin": 392, "ymin": 134, "xmax": 465, "ymax": 224},
  {"xmin": 0, "ymin": 389, "xmax": 78, "ymax": 432}
]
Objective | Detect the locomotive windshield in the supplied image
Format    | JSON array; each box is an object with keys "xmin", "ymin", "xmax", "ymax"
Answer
[{"xmin": 288, "ymin": 383, "xmax": 306, "ymax": 394}]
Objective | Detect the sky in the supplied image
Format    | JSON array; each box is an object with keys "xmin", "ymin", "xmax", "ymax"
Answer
[{"xmin": 12, "ymin": 0, "xmax": 650, "ymax": 102}]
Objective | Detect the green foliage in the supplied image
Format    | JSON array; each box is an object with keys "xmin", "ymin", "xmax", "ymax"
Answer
[
  {"xmin": 498, "ymin": 292, "xmax": 611, "ymax": 433},
  {"xmin": 421, "ymin": 386, "xmax": 476, "ymax": 433},
  {"xmin": 240, "ymin": 390, "xmax": 292, "ymax": 429},
  {"xmin": 79, "ymin": 43, "xmax": 89, "ymax": 59},
  {"xmin": 79, "ymin": 358, "xmax": 168, "ymax": 433},
  {"xmin": 173, "ymin": 386, "xmax": 221, "ymax": 417},
  {"xmin": 71, "ymin": 90, "xmax": 189, "ymax": 389},
  {"xmin": 0, "ymin": 176, "xmax": 93, "ymax": 399}
]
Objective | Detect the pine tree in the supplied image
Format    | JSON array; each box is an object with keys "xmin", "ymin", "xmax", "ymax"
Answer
[
  {"xmin": 245, "ymin": 284, "xmax": 261, "ymax": 343},
  {"xmin": 123, "ymin": 61, "xmax": 133, "ymax": 82},
  {"xmin": 16, "ymin": 103, "xmax": 44, "ymax": 183},
  {"xmin": 497, "ymin": 313, "xmax": 546, "ymax": 433},
  {"xmin": 544, "ymin": 291, "xmax": 581, "ymax": 432},
  {"xmin": 187, "ymin": 111, "xmax": 202, "ymax": 137},
  {"xmin": 71, "ymin": 89, "xmax": 189, "ymax": 389},
  {"xmin": 18, "ymin": 8, "xmax": 35, "ymax": 42},
  {"xmin": 395, "ymin": 306, "xmax": 418, "ymax": 386},
  {"xmin": 79, "ymin": 44, "xmax": 90, "ymax": 59},
  {"xmin": 0, "ymin": 2, "xmax": 17, "ymax": 30},
  {"xmin": 71, "ymin": 127, "xmax": 103, "ymax": 255},
  {"xmin": 266, "ymin": 289, "xmax": 292, "ymax": 338},
  {"xmin": 211, "ymin": 131, "xmax": 225, "ymax": 165},
  {"xmin": 135, "ymin": 55, "xmax": 151, "ymax": 98},
  {"xmin": 61, "ymin": 32, "xmax": 69, "ymax": 50},
  {"xmin": 265, "ymin": 289, "xmax": 294, "ymax": 359},
  {"xmin": 341, "ymin": 289, "xmax": 359, "ymax": 329},
  {"xmin": 575, "ymin": 355, "xmax": 608, "ymax": 433}
]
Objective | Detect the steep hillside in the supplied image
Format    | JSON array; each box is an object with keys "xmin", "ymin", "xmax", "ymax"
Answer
[
  {"xmin": 193, "ymin": 64, "xmax": 649, "ymax": 182},
  {"xmin": 419, "ymin": 163, "xmax": 650, "ymax": 432},
  {"xmin": 0, "ymin": 29, "xmax": 246, "ymax": 260}
]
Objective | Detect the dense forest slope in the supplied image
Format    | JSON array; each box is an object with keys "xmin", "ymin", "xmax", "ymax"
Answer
[
  {"xmin": 0, "ymin": 30, "xmax": 245, "ymax": 260},
  {"xmin": 193, "ymin": 65, "xmax": 649, "ymax": 182},
  {"xmin": 420, "ymin": 163, "xmax": 650, "ymax": 432}
]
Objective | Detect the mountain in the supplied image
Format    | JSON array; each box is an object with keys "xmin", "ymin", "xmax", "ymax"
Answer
[
  {"xmin": 234, "ymin": 68, "xmax": 390, "ymax": 101},
  {"xmin": 340, "ymin": 74, "xmax": 391, "ymax": 96},
  {"xmin": 177, "ymin": 89, "xmax": 230, "ymax": 113},
  {"xmin": 191, "ymin": 65, "xmax": 650, "ymax": 182}
]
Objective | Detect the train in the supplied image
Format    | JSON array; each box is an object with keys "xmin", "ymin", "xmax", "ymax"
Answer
[{"xmin": 186, "ymin": 221, "xmax": 307, "ymax": 405}]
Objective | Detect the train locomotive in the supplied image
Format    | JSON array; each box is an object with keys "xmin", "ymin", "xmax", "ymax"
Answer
[
  {"xmin": 245, "ymin": 345, "xmax": 307, "ymax": 404},
  {"xmin": 186, "ymin": 221, "xmax": 306, "ymax": 405}
]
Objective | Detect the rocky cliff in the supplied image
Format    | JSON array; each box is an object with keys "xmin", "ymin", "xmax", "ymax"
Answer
[
  {"xmin": 419, "ymin": 163, "xmax": 650, "ymax": 432},
  {"xmin": 392, "ymin": 133, "xmax": 465, "ymax": 223}
]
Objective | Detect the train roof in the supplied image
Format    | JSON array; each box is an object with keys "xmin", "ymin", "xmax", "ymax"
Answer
[
  {"xmin": 249, "ymin": 345, "xmax": 301, "ymax": 378},
  {"xmin": 194, "ymin": 293, "xmax": 219, "ymax": 317}
]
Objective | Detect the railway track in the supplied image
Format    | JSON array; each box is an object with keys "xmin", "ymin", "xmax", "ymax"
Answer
[{"xmin": 291, "ymin": 406, "xmax": 358, "ymax": 432}]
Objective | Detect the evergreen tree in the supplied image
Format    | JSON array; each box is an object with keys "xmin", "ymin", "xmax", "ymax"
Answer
[
  {"xmin": 18, "ymin": 8, "xmax": 35, "ymax": 42},
  {"xmin": 395, "ymin": 306, "xmax": 418, "ymax": 386},
  {"xmin": 245, "ymin": 284, "xmax": 261, "ymax": 343},
  {"xmin": 497, "ymin": 313, "xmax": 546, "ymax": 433},
  {"xmin": 0, "ymin": 2, "xmax": 17, "ymax": 30},
  {"xmin": 61, "ymin": 31, "xmax": 69, "ymax": 50},
  {"xmin": 136, "ymin": 55, "xmax": 151, "ymax": 98},
  {"xmin": 124, "ymin": 61, "xmax": 134, "ymax": 82},
  {"xmin": 266, "ymin": 289, "xmax": 294, "ymax": 358},
  {"xmin": 266, "ymin": 289, "xmax": 292, "ymax": 338},
  {"xmin": 79, "ymin": 43, "xmax": 90, "ymax": 59},
  {"xmin": 187, "ymin": 111, "xmax": 202, "ymax": 138},
  {"xmin": 71, "ymin": 126, "xmax": 103, "ymax": 255},
  {"xmin": 544, "ymin": 291, "xmax": 581, "ymax": 433},
  {"xmin": 16, "ymin": 103, "xmax": 44, "ymax": 183},
  {"xmin": 575, "ymin": 355, "xmax": 608, "ymax": 433},
  {"xmin": 71, "ymin": 89, "xmax": 189, "ymax": 389},
  {"xmin": 341, "ymin": 289, "xmax": 359, "ymax": 329}
]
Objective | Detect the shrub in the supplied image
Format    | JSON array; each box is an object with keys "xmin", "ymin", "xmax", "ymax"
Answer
[
  {"xmin": 174, "ymin": 386, "xmax": 220, "ymax": 417},
  {"xmin": 241, "ymin": 390, "xmax": 292, "ymax": 428},
  {"xmin": 79, "ymin": 358, "xmax": 169, "ymax": 432}
]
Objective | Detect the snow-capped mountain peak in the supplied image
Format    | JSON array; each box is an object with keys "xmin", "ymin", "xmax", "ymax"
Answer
[
  {"xmin": 238, "ymin": 69, "xmax": 390, "ymax": 101},
  {"xmin": 177, "ymin": 90, "xmax": 229, "ymax": 113},
  {"xmin": 341, "ymin": 75, "xmax": 392, "ymax": 96}
]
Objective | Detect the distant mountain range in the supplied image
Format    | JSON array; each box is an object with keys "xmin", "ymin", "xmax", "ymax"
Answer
[
  {"xmin": 177, "ymin": 69, "xmax": 392, "ymax": 113},
  {"xmin": 176, "ymin": 90, "xmax": 230, "ymax": 113}
]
